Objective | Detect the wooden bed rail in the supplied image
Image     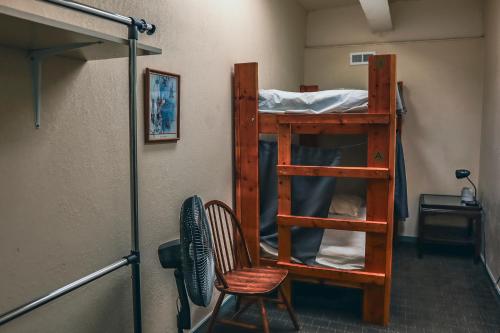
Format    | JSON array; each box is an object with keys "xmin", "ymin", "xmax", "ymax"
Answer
[
  {"xmin": 260, "ymin": 114, "xmax": 392, "ymax": 135},
  {"xmin": 233, "ymin": 55, "xmax": 397, "ymax": 326},
  {"xmin": 277, "ymin": 113, "xmax": 390, "ymax": 124},
  {"xmin": 278, "ymin": 262, "xmax": 386, "ymax": 286},
  {"xmin": 278, "ymin": 215, "xmax": 387, "ymax": 233},
  {"xmin": 277, "ymin": 165, "xmax": 389, "ymax": 179}
]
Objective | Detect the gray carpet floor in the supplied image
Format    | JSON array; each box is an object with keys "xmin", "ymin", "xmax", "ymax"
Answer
[{"xmin": 199, "ymin": 243, "xmax": 500, "ymax": 333}]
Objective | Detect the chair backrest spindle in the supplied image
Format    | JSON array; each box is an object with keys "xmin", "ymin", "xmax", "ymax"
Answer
[{"xmin": 205, "ymin": 200, "xmax": 253, "ymax": 280}]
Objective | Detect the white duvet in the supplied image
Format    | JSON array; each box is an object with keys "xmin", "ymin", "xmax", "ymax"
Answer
[{"xmin": 258, "ymin": 89, "xmax": 368, "ymax": 114}]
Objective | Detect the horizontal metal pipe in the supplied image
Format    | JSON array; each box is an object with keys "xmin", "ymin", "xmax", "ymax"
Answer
[
  {"xmin": 44, "ymin": 0, "xmax": 156, "ymax": 35},
  {"xmin": 0, "ymin": 257, "xmax": 130, "ymax": 326},
  {"xmin": 43, "ymin": 0, "xmax": 132, "ymax": 25}
]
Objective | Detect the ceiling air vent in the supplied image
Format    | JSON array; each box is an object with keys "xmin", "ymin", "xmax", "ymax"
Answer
[{"xmin": 350, "ymin": 51, "xmax": 376, "ymax": 65}]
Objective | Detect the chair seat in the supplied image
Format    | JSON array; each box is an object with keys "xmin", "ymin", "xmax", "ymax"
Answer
[{"xmin": 216, "ymin": 267, "xmax": 288, "ymax": 295}]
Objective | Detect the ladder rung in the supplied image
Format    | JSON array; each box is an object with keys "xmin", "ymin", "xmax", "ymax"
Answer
[
  {"xmin": 277, "ymin": 261, "xmax": 386, "ymax": 285},
  {"xmin": 277, "ymin": 165, "xmax": 389, "ymax": 179},
  {"xmin": 259, "ymin": 114, "xmax": 371, "ymax": 135},
  {"xmin": 278, "ymin": 215, "xmax": 387, "ymax": 233},
  {"xmin": 277, "ymin": 113, "xmax": 390, "ymax": 125}
]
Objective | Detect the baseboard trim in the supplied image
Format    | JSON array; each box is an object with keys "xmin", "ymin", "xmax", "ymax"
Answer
[
  {"xmin": 481, "ymin": 255, "xmax": 500, "ymax": 298},
  {"xmin": 190, "ymin": 295, "xmax": 234, "ymax": 333}
]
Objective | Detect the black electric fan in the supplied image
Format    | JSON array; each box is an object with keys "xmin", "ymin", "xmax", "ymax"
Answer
[{"xmin": 158, "ymin": 196, "xmax": 215, "ymax": 332}]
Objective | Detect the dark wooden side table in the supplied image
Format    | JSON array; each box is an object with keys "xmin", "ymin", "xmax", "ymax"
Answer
[{"xmin": 418, "ymin": 194, "xmax": 482, "ymax": 263}]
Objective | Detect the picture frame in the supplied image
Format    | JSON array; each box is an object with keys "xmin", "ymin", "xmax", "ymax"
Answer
[{"xmin": 144, "ymin": 68, "xmax": 180, "ymax": 143}]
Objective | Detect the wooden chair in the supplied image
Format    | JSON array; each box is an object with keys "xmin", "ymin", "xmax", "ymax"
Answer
[{"xmin": 204, "ymin": 200, "xmax": 300, "ymax": 333}]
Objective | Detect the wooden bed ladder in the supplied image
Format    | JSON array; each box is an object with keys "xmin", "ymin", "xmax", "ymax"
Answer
[
  {"xmin": 277, "ymin": 55, "xmax": 396, "ymax": 326},
  {"xmin": 234, "ymin": 55, "xmax": 397, "ymax": 326}
]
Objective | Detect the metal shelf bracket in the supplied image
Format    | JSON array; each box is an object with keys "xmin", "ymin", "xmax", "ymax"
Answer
[{"xmin": 28, "ymin": 42, "xmax": 99, "ymax": 128}]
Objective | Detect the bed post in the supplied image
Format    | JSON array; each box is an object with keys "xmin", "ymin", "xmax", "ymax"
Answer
[
  {"xmin": 277, "ymin": 122, "xmax": 293, "ymax": 306},
  {"xmin": 234, "ymin": 63, "xmax": 260, "ymax": 264},
  {"xmin": 363, "ymin": 54, "xmax": 397, "ymax": 326},
  {"xmin": 299, "ymin": 85, "xmax": 320, "ymax": 147},
  {"xmin": 299, "ymin": 85, "xmax": 319, "ymax": 92}
]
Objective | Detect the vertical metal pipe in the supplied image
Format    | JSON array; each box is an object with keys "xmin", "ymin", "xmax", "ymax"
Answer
[
  {"xmin": 129, "ymin": 25, "xmax": 139, "ymax": 253},
  {"xmin": 128, "ymin": 27, "xmax": 142, "ymax": 333}
]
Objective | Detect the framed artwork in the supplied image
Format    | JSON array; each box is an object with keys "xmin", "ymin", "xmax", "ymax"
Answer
[{"xmin": 144, "ymin": 68, "xmax": 180, "ymax": 143}]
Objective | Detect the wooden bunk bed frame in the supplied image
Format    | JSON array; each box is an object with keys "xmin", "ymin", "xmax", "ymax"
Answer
[{"xmin": 233, "ymin": 54, "xmax": 397, "ymax": 326}]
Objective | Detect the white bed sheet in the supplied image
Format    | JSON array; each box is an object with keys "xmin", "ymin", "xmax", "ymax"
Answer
[
  {"xmin": 260, "ymin": 242, "xmax": 302, "ymax": 264},
  {"xmin": 260, "ymin": 207, "xmax": 366, "ymax": 270},
  {"xmin": 258, "ymin": 89, "xmax": 368, "ymax": 114},
  {"xmin": 315, "ymin": 208, "xmax": 366, "ymax": 270}
]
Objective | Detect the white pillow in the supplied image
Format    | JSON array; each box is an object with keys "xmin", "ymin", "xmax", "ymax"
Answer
[{"xmin": 329, "ymin": 194, "xmax": 363, "ymax": 217}]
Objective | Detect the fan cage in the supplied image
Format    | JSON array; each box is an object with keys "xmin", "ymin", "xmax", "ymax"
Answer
[{"xmin": 180, "ymin": 196, "xmax": 215, "ymax": 307}]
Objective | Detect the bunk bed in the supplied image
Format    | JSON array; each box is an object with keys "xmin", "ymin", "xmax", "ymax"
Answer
[{"xmin": 233, "ymin": 55, "xmax": 397, "ymax": 326}]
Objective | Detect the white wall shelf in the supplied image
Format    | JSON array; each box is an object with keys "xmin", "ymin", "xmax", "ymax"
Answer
[{"xmin": 0, "ymin": 5, "xmax": 162, "ymax": 127}]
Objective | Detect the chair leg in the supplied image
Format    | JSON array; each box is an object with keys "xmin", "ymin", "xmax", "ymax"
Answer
[
  {"xmin": 277, "ymin": 278, "xmax": 291, "ymax": 310},
  {"xmin": 279, "ymin": 285, "xmax": 300, "ymax": 330},
  {"xmin": 258, "ymin": 297, "xmax": 270, "ymax": 333},
  {"xmin": 207, "ymin": 292, "xmax": 225, "ymax": 333}
]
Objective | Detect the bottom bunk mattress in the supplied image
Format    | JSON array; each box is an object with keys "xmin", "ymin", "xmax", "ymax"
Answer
[
  {"xmin": 259, "ymin": 140, "xmax": 342, "ymax": 265},
  {"xmin": 260, "ymin": 206, "xmax": 366, "ymax": 271}
]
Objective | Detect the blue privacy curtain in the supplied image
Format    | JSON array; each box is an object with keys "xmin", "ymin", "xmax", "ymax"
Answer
[
  {"xmin": 395, "ymin": 132, "xmax": 409, "ymax": 220},
  {"xmin": 395, "ymin": 82, "xmax": 409, "ymax": 220},
  {"xmin": 259, "ymin": 141, "xmax": 341, "ymax": 264}
]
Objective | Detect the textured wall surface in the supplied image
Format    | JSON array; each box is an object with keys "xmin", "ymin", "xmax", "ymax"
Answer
[
  {"xmin": 479, "ymin": 0, "xmax": 500, "ymax": 293},
  {"xmin": 0, "ymin": 1, "xmax": 306, "ymax": 332},
  {"xmin": 306, "ymin": 0, "xmax": 483, "ymax": 47},
  {"xmin": 304, "ymin": 0, "xmax": 484, "ymax": 237}
]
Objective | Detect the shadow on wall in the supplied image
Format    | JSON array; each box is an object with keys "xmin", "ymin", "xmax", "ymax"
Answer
[
  {"xmin": 80, "ymin": 277, "xmax": 131, "ymax": 332},
  {"xmin": 0, "ymin": 46, "xmax": 86, "ymax": 136}
]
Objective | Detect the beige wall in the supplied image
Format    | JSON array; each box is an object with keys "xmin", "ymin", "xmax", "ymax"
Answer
[
  {"xmin": 0, "ymin": 1, "xmax": 306, "ymax": 332},
  {"xmin": 479, "ymin": 0, "xmax": 500, "ymax": 292},
  {"xmin": 304, "ymin": 0, "xmax": 484, "ymax": 237},
  {"xmin": 307, "ymin": 0, "xmax": 483, "ymax": 47}
]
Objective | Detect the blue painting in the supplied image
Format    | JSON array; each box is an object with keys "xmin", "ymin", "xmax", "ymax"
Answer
[{"xmin": 146, "ymin": 69, "xmax": 180, "ymax": 142}]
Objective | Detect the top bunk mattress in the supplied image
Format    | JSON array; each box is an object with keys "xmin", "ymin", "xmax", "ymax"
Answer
[{"xmin": 259, "ymin": 89, "xmax": 368, "ymax": 115}]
